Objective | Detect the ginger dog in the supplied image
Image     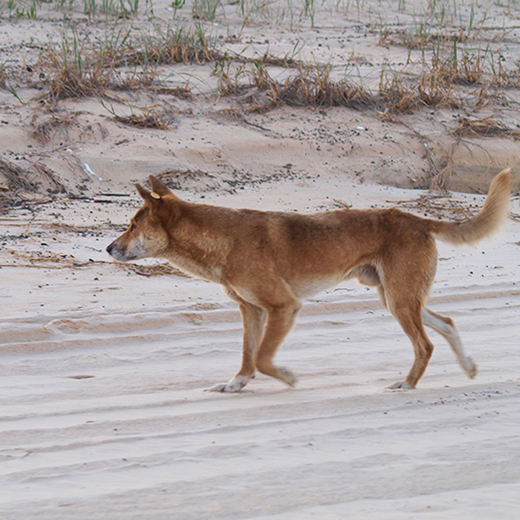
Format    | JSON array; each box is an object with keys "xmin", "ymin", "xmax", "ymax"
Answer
[{"xmin": 107, "ymin": 169, "xmax": 510, "ymax": 392}]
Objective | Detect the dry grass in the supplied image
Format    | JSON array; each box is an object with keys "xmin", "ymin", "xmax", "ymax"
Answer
[
  {"xmin": 32, "ymin": 163, "xmax": 68, "ymax": 194},
  {"xmin": 35, "ymin": 24, "xmax": 218, "ymax": 104},
  {"xmin": 378, "ymin": 27, "xmax": 469, "ymax": 52},
  {"xmin": 0, "ymin": 61, "xmax": 7, "ymax": 89},
  {"xmin": 417, "ymin": 55, "xmax": 461, "ymax": 109},
  {"xmin": 429, "ymin": 142, "xmax": 457, "ymax": 191},
  {"xmin": 379, "ymin": 70, "xmax": 420, "ymax": 115},
  {"xmin": 378, "ymin": 45, "xmax": 507, "ymax": 116},
  {"xmin": 113, "ymin": 106, "xmax": 176, "ymax": 129},
  {"xmin": 394, "ymin": 192, "xmax": 475, "ymax": 220},
  {"xmin": 2, "ymin": 248, "xmax": 187, "ymax": 277},
  {"xmin": 450, "ymin": 115, "xmax": 520, "ymax": 139},
  {"xmin": 244, "ymin": 63, "xmax": 376, "ymax": 112},
  {"xmin": 213, "ymin": 57, "xmax": 248, "ymax": 96},
  {"xmin": 37, "ymin": 56, "xmax": 112, "ymax": 103},
  {"xmin": 280, "ymin": 65, "xmax": 376, "ymax": 109},
  {"xmin": 137, "ymin": 23, "xmax": 219, "ymax": 66},
  {"xmin": 31, "ymin": 111, "xmax": 81, "ymax": 143},
  {"xmin": 0, "ymin": 157, "xmax": 35, "ymax": 193},
  {"xmin": 0, "ymin": 156, "xmax": 68, "ymax": 212}
]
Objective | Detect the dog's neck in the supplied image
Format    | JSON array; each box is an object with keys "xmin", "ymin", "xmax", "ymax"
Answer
[{"xmin": 161, "ymin": 201, "xmax": 234, "ymax": 283}]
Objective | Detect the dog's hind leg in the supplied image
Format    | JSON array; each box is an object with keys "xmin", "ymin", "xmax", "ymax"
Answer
[
  {"xmin": 422, "ymin": 308, "xmax": 477, "ymax": 379},
  {"xmin": 386, "ymin": 298, "xmax": 435, "ymax": 390},
  {"xmin": 207, "ymin": 294, "xmax": 266, "ymax": 393}
]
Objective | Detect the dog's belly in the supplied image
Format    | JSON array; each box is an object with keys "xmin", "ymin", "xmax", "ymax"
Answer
[{"xmin": 292, "ymin": 276, "xmax": 343, "ymax": 299}]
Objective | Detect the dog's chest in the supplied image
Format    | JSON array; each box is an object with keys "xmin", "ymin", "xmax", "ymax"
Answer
[{"xmin": 166, "ymin": 253, "xmax": 223, "ymax": 283}]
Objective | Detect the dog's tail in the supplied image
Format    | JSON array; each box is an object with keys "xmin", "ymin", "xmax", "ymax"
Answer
[{"xmin": 428, "ymin": 168, "xmax": 511, "ymax": 246}]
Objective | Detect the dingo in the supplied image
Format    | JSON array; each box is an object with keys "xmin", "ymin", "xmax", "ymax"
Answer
[{"xmin": 107, "ymin": 169, "xmax": 510, "ymax": 392}]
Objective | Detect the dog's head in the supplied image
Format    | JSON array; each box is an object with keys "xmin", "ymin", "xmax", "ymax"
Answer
[{"xmin": 106, "ymin": 175, "xmax": 179, "ymax": 262}]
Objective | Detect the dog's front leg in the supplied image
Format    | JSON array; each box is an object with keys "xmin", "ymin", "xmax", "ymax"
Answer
[
  {"xmin": 207, "ymin": 301, "xmax": 266, "ymax": 393},
  {"xmin": 253, "ymin": 299, "xmax": 302, "ymax": 387}
]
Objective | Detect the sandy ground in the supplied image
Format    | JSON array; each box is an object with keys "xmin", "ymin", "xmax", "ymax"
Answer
[
  {"xmin": 1, "ymin": 0, "xmax": 520, "ymax": 517},
  {"xmin": 1, "ymin": 177, "xmax": 520, "ymax": 519}
]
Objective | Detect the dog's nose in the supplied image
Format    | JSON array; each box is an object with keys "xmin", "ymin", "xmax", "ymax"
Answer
[{"xmin": 106, "ymin": 243, "xmax": 114, "ymax": 255}]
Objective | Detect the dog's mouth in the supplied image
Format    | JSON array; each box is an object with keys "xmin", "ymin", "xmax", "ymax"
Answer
[
  {"xmin": 106, "ymin": 242, "xmax": 130, "ymax": 261},
  {"xmin": 106, "ymin": 241, "xmax": 147, "ymax": 262}
]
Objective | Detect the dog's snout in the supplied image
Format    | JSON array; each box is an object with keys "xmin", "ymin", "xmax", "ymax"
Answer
[{"xmin": 106, "ymin": 242, "xmax": 117, "ymax": 257}]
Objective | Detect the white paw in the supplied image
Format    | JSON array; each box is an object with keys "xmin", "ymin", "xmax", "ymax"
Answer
[
  {"xmin": 278, "ymin": 367, "xmax": 297, "ymax": 387},
  {"xmin": 205, "ymin": 375, "xmax": 251, "ymax": 393},
  {"xmin": 387, "ymin": 380, "xmax": 414, "ymax": 391},
  {"xmin": 464, "ymin": 356, "xmax": 477, "ymax": 379}
]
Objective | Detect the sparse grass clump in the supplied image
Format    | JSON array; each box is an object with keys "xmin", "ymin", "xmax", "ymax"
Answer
[
  {"xmin": 141, "ymin": 22, "xmax": 218, "ymax": 65},
  {"xmin": 192, "ymin": 0, "xmax": 222, "ymax": 21},
  {"xmin": 379, "ymin": 41, "xmax": 509, "ymax": 116},
  {"xmin": 37, "ymin": 31, "xmax": 120, "ymax": 102},
  {"xmin": 280, "ymin": 64, "xmax": 375, "ymax": 109},
  {"xmin": 113, "ymin": 106, "xmax": 176, "ymax": 129},
  {"xmin": 244, "ymin": 63, "xmax": 375, "ymax": 112},
  {"xmin": 35, "ymin": 22, "xmax": 218, "ymax": 103},
  {"xmin": 31, "ymin": 111, "xmax": 80, "ymax": 143},
  {"xmin": 450, "ymin": 115, "xmax": 520, "ymax": 139},
  {"xmin": 379, "ymin": 68, "xmax": 420, "ymax": 114}
]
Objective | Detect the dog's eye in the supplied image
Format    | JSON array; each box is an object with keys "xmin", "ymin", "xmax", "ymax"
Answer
[{"xmin": 130, "ymin": 223, "xmax": 136, "ymax": 232}]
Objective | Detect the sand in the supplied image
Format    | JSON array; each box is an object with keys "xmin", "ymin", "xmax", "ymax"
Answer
[{"xmin": 1, "ymin": 0, "xmax": 520, "ymax": 517}]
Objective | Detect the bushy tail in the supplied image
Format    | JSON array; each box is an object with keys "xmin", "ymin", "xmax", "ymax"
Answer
[{"xmin": 428, "ymin": 168, "xmax": 511, "ymax": 246}]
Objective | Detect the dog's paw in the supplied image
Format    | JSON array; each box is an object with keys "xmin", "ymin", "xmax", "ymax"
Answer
[
  {"xmin": 205, "ymin": 375, "xmax": 251, "ymax": 393},
  {"xmin": 278, "ymin": 367, "xmax": 297, "ymax": 387},
  {"xmin": 465, "ymin": 357, "xmax": 478, "ymax": 379},
  {"xmin": 387, "ymin": 380, "xmax": 414, "ymax": 391}
]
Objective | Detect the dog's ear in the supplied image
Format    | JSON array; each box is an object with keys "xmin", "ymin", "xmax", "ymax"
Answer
[
  {"xmin": 135, "ymin": 183, "xmax": 152, "ymax": 201},
  {"xmin": 149, "ymin": 175, "xmax": 172, "ymax": 198}
]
